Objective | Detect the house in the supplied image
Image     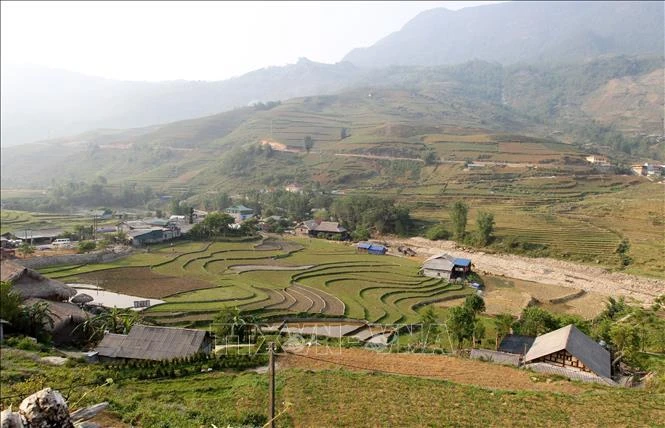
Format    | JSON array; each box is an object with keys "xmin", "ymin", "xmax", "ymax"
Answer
[
  {"xmin": 9, "ymin": 228, "xmax": 64, "ymax": 245},
  {"xmin": 24, "ymin": 297, "xmax": 88, "ymax": 345},
  {"xmin": 523, "ymin": 324, "xmax": 611, "ymax": 380},
  {"xmin": 421, "ymin": 254, "xmax": 472, "ymax": 279},
  {"xmin": 0, "ymin": 260, "xmax": 77, "ymax": 302},
  {"xmin": 285, "ymin": 183, "xmax": 304, "ymax": 194},
  {"xmin": 585, "ymin": 155, "xmax": 610, "ymax": 166},
  {"xmin": 127, "ymin": 229, "xmax": 168, "ymax": 246},
  {"xmin": 356, "ymin": 242, "xmax": 387, "ymax": 255},
  {"xmin": 1, "ymin": 260, "xmax": 86, "ymax": 345},
  {"xmin": 631, "ymin": 164, "xmax": 648, "ymax": 176},
  {"xmin": 295, "ymin": 220, "xmax": 349, "ymax": 240},
  {"xmin": 225, "ymin": 205, "xmax": 254, "ymax": 223},
  {"xmin": 94, "ymin": 325, "xmax": 214, "ymax": 361}
]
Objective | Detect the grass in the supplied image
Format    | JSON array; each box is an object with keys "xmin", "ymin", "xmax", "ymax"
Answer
[{"xmin": 1, "ymin": 348, "xmax": 663, "ymax": 427}]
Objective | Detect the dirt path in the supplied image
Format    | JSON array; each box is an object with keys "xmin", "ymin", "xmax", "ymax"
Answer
[
  {"xmin": 278, "ymin": 347, "xmax": 582, "ymax": 394},
  {"xmin": 383, "ymin": 237, "xmax": 664, "ymax": 305}
]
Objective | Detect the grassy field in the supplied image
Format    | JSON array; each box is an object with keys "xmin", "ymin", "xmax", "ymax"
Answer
[{"xmin": 1, "ymin": 348, "xmax": 663, "ymax": 427}]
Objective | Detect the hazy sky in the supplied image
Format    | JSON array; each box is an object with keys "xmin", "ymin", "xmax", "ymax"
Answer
[{"xmin": 1, "ymin": 1, "xmax": 504, "ymax": 82}]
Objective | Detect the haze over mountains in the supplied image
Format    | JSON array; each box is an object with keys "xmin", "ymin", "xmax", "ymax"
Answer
[
  {"xmin": 344, "ymin": 1, "xmax": 664, "ymax": 67},
  {"xmin": 1, "ymin": 1, "xmax": 662, "ymax": 148}
]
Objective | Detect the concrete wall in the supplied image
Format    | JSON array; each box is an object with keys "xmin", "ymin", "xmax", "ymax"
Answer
[{"xmin": 21, "ymin": 247, "xmax": 133, "ymax": 269}]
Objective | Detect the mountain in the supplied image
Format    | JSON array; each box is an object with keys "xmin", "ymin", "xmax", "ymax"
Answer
[
  {"xmin": 343, "ymin": 1, "xmax": 664, "ymax": 68},
  {"xmin": 2, "ymin": 56, "xmax": 662, "ymax": 196},
  {"xmin": 0, "ymin": 59, "xmax": 360, "ymax": 147}
]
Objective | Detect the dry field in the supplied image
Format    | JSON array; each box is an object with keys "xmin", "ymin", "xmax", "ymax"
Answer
[
  {"xmin": 71, "ymin": 267, "xmax": 213, "ymax": 298},
  {"xmin": 278, "ymin": 346, "xmax": 582, "ymax": 394}
]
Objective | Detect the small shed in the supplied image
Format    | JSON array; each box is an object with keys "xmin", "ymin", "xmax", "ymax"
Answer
[
  {"xmin": 356, "ymin": 242, "xmax": 387, "ymax": 255},
  {"xmin": 95, "ymin": 325, "xmax": 214, "ymax": 361}
]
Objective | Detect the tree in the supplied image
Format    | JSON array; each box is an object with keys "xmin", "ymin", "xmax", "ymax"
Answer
[
  {"xmin": 418, "ymin": 306, "xmax": 440, "ymax": 346},
  {"xmin": 303, "ymin": 136, "xmax": 314, "ymax": 153},
  {"xmin": 20, "ymin": 301, "xmax": 54, "ymax": 340},
  {"xmin": 450, "ymin": 201, "xmax": 468, "ymax": 239},
  {"xmin": 494, "ymin": 313, "xmax": 515, "ymax": 350},
  {"xmin": 446, "ymin": 306, "xmax": 475, "ymax": 349},
  {"xmin": 213, "ymin": 307, "xmax": 256, "ymax": 343},
  {"xmin": 463, "ymin": 294, "xmax": 486, "ymax": 315},
  {"xmin": 514, "ymin": 307, "xmax": 558, "ymax": 336},
  {"xmin": 0, "ymin": 281, "xmax": 22, "ymax": 324},
  {"xmin": 422, "ymin": 149, "xmax": 437, "ymax": 165},
  {"xmin": 476, "ymin": 211, "xmax": 495, "ymax": 246},
  {"xmin": 18, "ymin": 242, "xmax": 34, "ymax": 258},
  {"xmin": 77, "ymin": 307, "xmax": 138, "ymax": 342},
  {"xmin": 340, "ymin": 127, "xmax": 349, "ymax": 140}
]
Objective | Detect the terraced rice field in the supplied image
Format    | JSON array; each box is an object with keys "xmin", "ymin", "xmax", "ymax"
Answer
[{"xmin": 45, "ymin": 237, "xmax": 472, "ymax": 327}]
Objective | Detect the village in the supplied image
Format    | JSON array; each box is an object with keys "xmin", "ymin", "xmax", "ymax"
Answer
[{"xmin": 1, "ymin": 191, "xmax": 661, "ymax": 398}]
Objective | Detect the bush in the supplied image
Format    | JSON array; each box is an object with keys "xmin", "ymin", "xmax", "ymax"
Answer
[
  {"xmin": 425, "ymin": 223, "xmax": 449, "ymax": 240},
  {"xmin": 6, "ymin": 336, "xmax": 43, "ymax": 352},
  {"xmin": 78, "ymin": 240, "xmax": 97, "ymax": 253}
]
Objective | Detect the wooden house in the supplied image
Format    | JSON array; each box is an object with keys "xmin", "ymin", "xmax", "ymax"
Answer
[
  {"xmin": 524, "ymin": 324, "xmax": 611, "ymax": 379},
  {"xmin": 295, "ymin": 220, "xmax": 348, "ymax": 240}
]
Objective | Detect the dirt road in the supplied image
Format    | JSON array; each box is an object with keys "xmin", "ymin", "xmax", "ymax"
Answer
[{"xmin": 384, "ymin": 237, "xmax": 664, "ymax": 304}]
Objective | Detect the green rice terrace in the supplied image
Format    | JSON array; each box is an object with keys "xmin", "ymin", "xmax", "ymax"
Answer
[{"xmin": 44, "ymin": 237, "xmax": 473, "ymax": 327}]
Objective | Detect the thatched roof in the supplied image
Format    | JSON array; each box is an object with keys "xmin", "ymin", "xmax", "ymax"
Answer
[
  {"xmin": 23, "ymin": 298, "xmax": 88, "ymax": 328},
  {"xmin": 1, "ymin": 260, "xmax": 77, "ymax": 301},
  {"xmin": 95, "ymin": 325, "xmax": 211, "ymax": 361}
]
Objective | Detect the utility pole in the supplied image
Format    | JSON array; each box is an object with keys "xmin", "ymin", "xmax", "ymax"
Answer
[{"xmin": 268, "ymin": 341, "xmax": 275, "ymax": 428}]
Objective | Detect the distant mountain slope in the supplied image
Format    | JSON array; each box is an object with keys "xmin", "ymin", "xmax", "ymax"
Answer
[
  {"xmin": 2, "ymin": 56, "xmax": 662, "ymax": 192},
  {"xmin": 343, "ymin": 1, "xmax": 664, "ymax": 68},
  {"xmin": 0, "ymin": 59, "xmax": 360, "ymax": 147}
]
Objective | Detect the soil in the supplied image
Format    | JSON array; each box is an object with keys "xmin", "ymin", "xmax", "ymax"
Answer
[
  {"xmin": 278, "ymin": 347, "xmax": 583, "ymax": 394},
  {"xmin": 72, "ymin": 267, "xmax": 213, "ymax": 298},
  {"xmin": 383, "ymin": 236, "xmax": 664, "ymax": 305}
]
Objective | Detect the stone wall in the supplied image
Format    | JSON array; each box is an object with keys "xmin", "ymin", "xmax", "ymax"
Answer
[{"xmin": 21, "ymin": 246, "xmax": 133, "ymax": 269}]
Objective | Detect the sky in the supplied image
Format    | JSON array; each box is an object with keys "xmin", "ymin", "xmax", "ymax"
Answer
[{"xmin": 1, "ymin": 1, "xmax": 505, "ymax": 82}]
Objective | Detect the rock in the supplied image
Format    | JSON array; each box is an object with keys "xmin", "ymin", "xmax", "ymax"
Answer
[
  {"xmin": 39, "ymin": 357, "xmax": 68, "ymax": 366},
  {"xmin": 18, "ymin": 388, "xmax": 74, "ymax": 428},
  {"xmin": 1, "ymin": 408, "xmax": 26, "ymax": 428}
]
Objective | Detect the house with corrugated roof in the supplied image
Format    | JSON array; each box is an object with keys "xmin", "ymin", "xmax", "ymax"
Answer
[
  {"xmin": 94, "ymin": 325, "xmax": 213, "ymax": 361},
  {"xmin": 421, "ymin": 254, "xmax": 472, "ymax": 279},
  {"xmin": 225, "ymin": 205, "xmax": 254, "ymax": 223},
  {"xmin": 523, "ymin": 324, "xmax": 612, "ymax": 381},
  {"xmin": 295, "ymin": 220, "xmax": 349, "ymax": 240}
]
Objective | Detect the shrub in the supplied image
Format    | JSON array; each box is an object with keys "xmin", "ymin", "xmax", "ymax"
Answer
[
  {"xmin": 425, "ymin": 223, "xmax": 449, "ymax": 240},
  {"xmin": 78, "ymin": 240, "xmax": 97, "ymax": 253}
]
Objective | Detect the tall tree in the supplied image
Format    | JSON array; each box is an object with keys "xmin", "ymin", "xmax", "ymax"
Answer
[
  {"xmin": 446, "ymin": 306, "xmax": 475, "ymax": 349},
  {"xmin": 303, "ymin": 135, "xmax": 314, "ymax": 153},
  {"xmin": 450, "ymin": 201, "xmax": 468, "ymax": 239},
  {"xmin": 476, "ymin": 211, "xmax": 495, "ymax": 246},
  {"xmin": 494, "ymin": 313, "xmax": 515, "ymax": 350}
]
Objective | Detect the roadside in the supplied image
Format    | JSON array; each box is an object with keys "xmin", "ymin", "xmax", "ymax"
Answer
[{"xmin": 382, "ymin": 236, "xmax": 664, "ymax": 305}]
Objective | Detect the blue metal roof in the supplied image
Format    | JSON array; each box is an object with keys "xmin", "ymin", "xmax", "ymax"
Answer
[
  {"xmin": 454, "ymin": 258, "xmax": 472, "ymax": 267},
  {"xmin": 369, "ymin": 244, "xmax": 387, "ymax": 252}
]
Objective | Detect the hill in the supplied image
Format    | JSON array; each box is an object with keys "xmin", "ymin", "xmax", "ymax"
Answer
[
  {"xmin": 343, "ymin": 1, "xmax": 664, "ymax": 68},
  {"xmin": 0, "ymin": 59, "xmax": 360, "ymax": 147}
]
